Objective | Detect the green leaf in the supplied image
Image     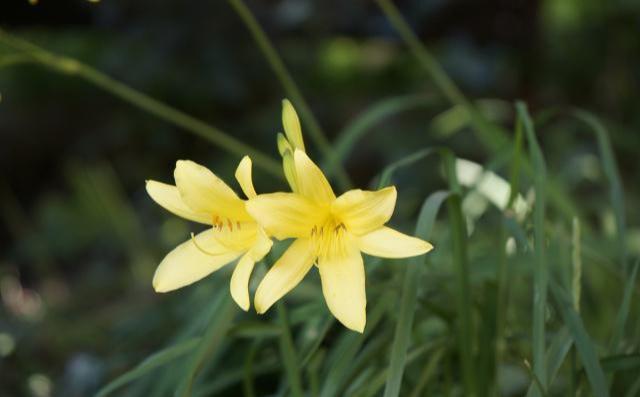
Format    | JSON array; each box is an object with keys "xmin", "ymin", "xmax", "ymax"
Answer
[
  {"xmin": 601, "ymin": 353, "xmax": 640, "ymax": 373},
  {"xmin": 570, "ymin": 109, "xmax": 626, "ymax": 271},
  {"xmin": 525, "ymin": 328, "xmax": 573, "ymax": 397},
  {"xmin": 276, "ymin": 302, "xmax": 304, "ymax": 397},
  {"xmin": 326, "ymin": 94, "xmax": 437, "ymax": 177},
  {"xmin": 383, "ymin": 191, "xmax": 450, "ymax": 397},
  {"xmin": 517, "ymin": 101, "xmax": 548, "ymax": 396},
  {"xmin": 177, "ymin": 293, "xmax": 237, "ymax": 397},
  {"xmin": 227, "ymin": 322, "xmax": 282, "ymax": 338},
  {"xmin": 94, "ymin": 338, "xmax": 200, "ymax": 397},
  {"xmin": 319, "ymin": 291, "xmax": 393, "ymax": 397},
  {"xmin": 549, "ymin": 281, "xmax": 609, "ymax": 397}
]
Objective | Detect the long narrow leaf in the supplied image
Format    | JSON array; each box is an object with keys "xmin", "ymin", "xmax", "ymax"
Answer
[
  {"xmin": 517, "ymin": 101, "xmax": 548, "ymax": 396},
  {"xmin": 326, "ymin": 94, "xmax": 437, "ymax": 177},
  {"xmin": 95, "ymin": 338, "xmax": 200, "ymax": 397},
  {"xmin": 276, "ymin": 302, "xmax": 304, "ymax": 397},
  {"xmin": 549, "ymin": 282, "xmax": 609, "ymax": 397},
  {"xmin": 383, "ymin": 191, "xmax": 450, "ymax": 397},
  {"xmin": 177, "ymin": 294, "xmax": 237, "ymax": 397}
]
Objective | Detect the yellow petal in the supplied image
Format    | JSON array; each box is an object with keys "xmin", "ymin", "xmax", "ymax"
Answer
[
  {"xmin": 230, "ymin": 252, "xmax": 256, "ymax": 311},
  {"xmin": 246, "ymin": 193, "xmax": 326, "ymax": 240},
  {"xmin": 153, "ymin": 229, "xmax": 242, "ymax": 293},
  {"xmin": 254, "ymin": 238, "xmax": 315, "ymax": 314},
  {"xmin": 235, "ymin": 156, "xmax": 257, "ymax": 199},
  {"xmin": 174, "ymin": 160, "xmax": 251, "ymax": 221},
  {"xmin": 333, "ymin": 186, "xmax": 397, "ymax": 236},
  {"xmin": 230, "ymin": 229, "xmax": 273, "ymax": 311},
  {"xmin": 318, "ymin": 244, "xmax": 366, "ymax": 333},
  {"xmin": 358, "ymin": 226, "xmax": 433, "ymax": 258},
  {"xmin": 277, "ymin": 132, "xmax": 292, "ymax": 156},
  {"xmin": 282, "ymin": 151, "xmax": 299, "ymax": 193},
  {"xmin": 210, "ymin": 221, "xmax": 258, "ymax": 252},
  {"xmin": 249, "ymin": 227, "xmax": 274, "ymax": 261},
  {"xmin": 146, "ymin": 180, "xmax": 211, "ymax": 224},
  {"xmin": 293, "ymin": 150, "xmax": 335, "ymax": 204},
  {"xmin": 282, "ymin": 99, "xmax": 305, "ymax": 151}
]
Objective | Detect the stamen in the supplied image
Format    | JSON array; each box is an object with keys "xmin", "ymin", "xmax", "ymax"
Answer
[
  {"xmin": 227, "ymin": 219, "xmax": 233, "ymax": 231},
  {"xmin": 237, "ymin": 221, "xmax": 241, "ymax": 230},
  {"xmin": 190, "ymin": 232, "xmax": 220, "ymax": 256}
]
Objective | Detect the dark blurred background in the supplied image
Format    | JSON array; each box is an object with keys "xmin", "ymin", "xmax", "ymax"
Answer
[{"xmin": 1, "ymin": 0, "xmax": 639, "ymax": 395}]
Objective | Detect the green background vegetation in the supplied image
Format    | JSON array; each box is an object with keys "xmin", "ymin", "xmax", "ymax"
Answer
[{"xmin": 1, "ymin": 0, "xmax": 639, "ymax": 396}]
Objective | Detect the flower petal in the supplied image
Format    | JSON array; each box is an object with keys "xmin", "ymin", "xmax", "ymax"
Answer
[
  {"xmin": 318, "ymin": 244, "xmax": 366, "ymax": 333},
  {"xmin": 210, "ymin": 222, "xmax": 258, "ymax": 252},
  {"xmin": 249, "ymin": 227, "xmax": 274, "ymax": 261},
  {"xmin": 230, "ymin": 252, "xmax": 256, "ymax": 311},
  {"xmin": 247, "ymin": 193, "xmax": 326, "ymax": 240},
  {"xmin": 277, "ymin": 132, "xmax": 293, "ymax": 156},
  {"xmin": 282, "ymin": 99, "xmax": 305, "ymax": 151},
  {"xmin": 174, "ymin": 160, "xmax": 251, "ymax": 221},
  {"xmin": 333, "ymin": 186, "xmax": 397, "ymax": 235},
  {"xmin": 229, "ymin": 229, "xmax": 273, "ymax": 311},
  {"xmin": 146, "ymin": 180, "xmax": 211, "ymax": 224},
  {"xmin": 293, "ymin": 150, "xmax": 336, "ymax": 204},
  {"xmin": 282, "ymin": 151, "xmax": 299, "ymax": 193},
  {"xmin": 153, "ymin": 229, "xmax": 242, "ymax": 293},
  {"xmin": 235, "ymin": 156, "xmax": 257, "ymax": 199},
  {"xmin": 358, "ymin": 226, "xmax": 433, "ymax": 258},
  {"xmin": 254, "ymin": 238, "xmax": 315, "ymax": 314}
]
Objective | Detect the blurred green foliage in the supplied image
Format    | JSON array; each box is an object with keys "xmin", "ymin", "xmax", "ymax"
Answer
[{"xmin": 1, "ymin": 0, "xmax": 640, "ymax": 396}]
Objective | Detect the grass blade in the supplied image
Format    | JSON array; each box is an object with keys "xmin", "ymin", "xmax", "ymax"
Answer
[
  {"xmin": 319, "ymin": 291, "xmax": 392, "ymax": 397},
  {"xmin": 601, "ymin": 354, "xmax": 640, "ymax": 373},
  {"xmin": 177, "ymin": 294, "xmax": 237, "ymax": 397},
  {"xmin": 525, "ymin": 328, "xmax": 573, "ymax": 397},
  {"xmin": 549, "ymin": 281, "xmax": 610, "ymax": 397},
  {"xmin": 226, "ymin": 0, "xmax": 352, "ymax": 190},
  {"xmin": 447, "ymin": 192, "xmax": 476, "ymax": 396},
  {"xmin": 383, "ymin": 191, "xmax": 451, "ymax": 397},
  {"xmin": 570, "ymin": 109, "xmax": 626, "ymax": 271},
  {"xmin": 373, "ymin": 0, "xmax": 509, "ymax": 155},
  {"xmin": 0, "ymin": 29, "xmax": 283, "ymax": 178},
  {"xmin": 326, "ymin": 94, "xmax": 437, "ymax": 177},
  {"xmin": 409, "ymin": 347, "xmax": 446, "ymax": 397},
  {"xmin": 610, "ymin": 259, "xmax": 639, "ymax": 351},
  {"xmin": 517, "ymin": 101, "xmax": 548, "ymax": 396},
  {"xmin": 276, "ymin": 302, "xmax": 304, "ymax": 397},
  {"xmin": 94, "ymin": 338, "xmax": 200, "ymax": 397}
]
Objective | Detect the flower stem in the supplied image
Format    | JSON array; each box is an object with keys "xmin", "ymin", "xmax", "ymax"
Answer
[
  {"xmin": 226, "ymin": 0, "xmax": 353, "ymax": 190},
  {"xmin": 374, "ymin": 0, "xmax": 509, "ymax": 154},
  {"xmin": 0, "ymin": 29, "xmax": 283, "ymax": 179}
]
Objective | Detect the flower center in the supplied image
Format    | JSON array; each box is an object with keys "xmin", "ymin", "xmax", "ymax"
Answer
[
  {"xmin": 310, "ymin": 216, "xmax": 349, "ymax": 259},
  {"xmin": 212, "ymin": 214, "xmax": 243, "ymax": 232}
]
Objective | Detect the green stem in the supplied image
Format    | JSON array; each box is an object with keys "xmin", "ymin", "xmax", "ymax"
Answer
[
  {"xmin": 374, "ymin": 0, "xmax": 509, "ymax": 153},
  {"xmin": 226, "ymin": 0, "xmax": 352, "ymax": 190},
  {"xmin": 0, "ymin": 29, "xmax": 283, "ymax": 178}
]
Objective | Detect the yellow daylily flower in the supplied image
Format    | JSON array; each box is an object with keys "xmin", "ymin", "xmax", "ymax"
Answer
[
  {"xmin": 247, "ymin": 149, "xmax": 433, "ymax": 332},
  {"xmin": 146, "ymin": 156, "xmax": 272, "ymax": 311}
]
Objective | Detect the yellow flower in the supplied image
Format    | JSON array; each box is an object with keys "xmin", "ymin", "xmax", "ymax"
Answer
[
  {"xmin": 145, "ymin": 156, "xmax": 272, "ymax": 311},
  {"xmin": 247, "ymin": 149, "xmax": 433, "ymax": 332}
]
